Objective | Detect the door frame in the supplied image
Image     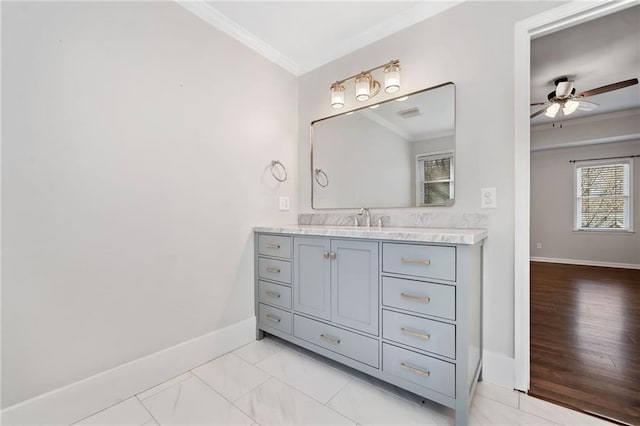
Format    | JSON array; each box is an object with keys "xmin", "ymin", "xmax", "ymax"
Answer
[{"xmin": 513, "ymin": 0, "xmax": 639, "ymax": 392}]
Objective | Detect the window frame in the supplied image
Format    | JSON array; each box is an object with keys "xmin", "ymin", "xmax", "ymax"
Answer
[
  {"xmin": 573, "ymin": 158, "xmax": 634, "ymax": 233},
  {"xmin": 415, "ymin": 150, "xmax": 455, "ymax": 207}
]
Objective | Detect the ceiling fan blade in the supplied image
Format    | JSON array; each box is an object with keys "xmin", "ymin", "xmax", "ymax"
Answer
[
  {"xmin": 577, "ymin": 100, "xmax": 599, "ymax": 111},
  {"xmin": 530, "ymin": 101, "xmax": 547, "ymax": 106},
  {"xmin": 575, "ymin": 78, "xmax": 639, "ymax": 98},
  {"xmin": 530, "ymin": 106, "xmax": 548, "ymax": 118}
]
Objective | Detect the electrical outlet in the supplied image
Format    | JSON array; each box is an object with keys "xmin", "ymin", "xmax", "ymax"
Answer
[
  {"xmin": 279, "ymin": 196, "xmax": 290, "ymax": 211},
  {"xmin": 480, "ymin": 187, "xmax": 497, "ymax": 208},
  {"xmin": 536, "ymin": 242, "xmax": 542, "ymax": 249}
]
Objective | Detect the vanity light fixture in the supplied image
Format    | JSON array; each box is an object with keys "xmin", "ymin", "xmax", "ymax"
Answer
[
  {"xmin": 330, "ymin": 83, "xmax": 345, "ymax": 109},
  {"xmin": 329, "ymin": 60, "xmax": 401, "ymax": 109},
  {"xmin": 383, "ymin": 63, "xmax": 400, "ymax": 93}
]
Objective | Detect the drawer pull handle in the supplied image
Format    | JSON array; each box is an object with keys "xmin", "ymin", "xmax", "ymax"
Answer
[
  {"xmin": 320, "ymin": 334, "xmax": 341, "ymax": 345},
  {"xmin": 401, "ymin": 328, "xmax": 431, "ymax": 340},
  {"xmin": 266, "ymin": 291, "xmax": 281, "ymax": 299},
  {"xmin": 401, "ymin": 257, "xmax": 431, "ymax": 265},
  {"xmin": 265, "ymin": 314, "xmax": 281, "ymax": 323},
  {"xmin": 401, "ymin": 363, "xmax": 430, "ymax": 377},
  {"xmin": 400, "ymin": 293, "xmax": 431, "ymax": 303},
  {"xmin": 323, "ymin": 252, "xmax": 330, "ymax": 259},
  {"xmin": 266, "ymin": 243, "xmax": 281, "ymax": 249},
  {"xmin": 266, "ymin": 267, "xmax": 281, "ymax": 273}
]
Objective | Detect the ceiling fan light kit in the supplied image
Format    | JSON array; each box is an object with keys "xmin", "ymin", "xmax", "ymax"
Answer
[{"xmin": 530, "ymin": 76, "xmax": 638, "ymax": 120}]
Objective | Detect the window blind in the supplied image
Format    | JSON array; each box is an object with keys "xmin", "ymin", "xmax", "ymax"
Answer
[
  {"xmin": 418, "ymin": 154, "xmax": 453, "ymax": 205},
  {"xmin": 576, "ymin": 163, "xmax": 630, "ymax": 229}
]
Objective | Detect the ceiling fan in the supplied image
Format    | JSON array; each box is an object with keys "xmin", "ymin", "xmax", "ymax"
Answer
[{"xmin": 530, "ymin": 76, "xmax": 639, "ymax": 119}]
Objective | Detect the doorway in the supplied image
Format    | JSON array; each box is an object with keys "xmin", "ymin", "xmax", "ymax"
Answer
[{"xmin": 514, "ymin": 1, "xmax": 640, "ymax": 424}]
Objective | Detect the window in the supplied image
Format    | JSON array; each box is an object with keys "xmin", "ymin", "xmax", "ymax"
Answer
[
  {"xmin": 575, "ymin": 159, "xmax": 633, "ymax": 231},
  {"xmin": 417, "ymin": 152, "xmax": 454, "ymax": 206}
]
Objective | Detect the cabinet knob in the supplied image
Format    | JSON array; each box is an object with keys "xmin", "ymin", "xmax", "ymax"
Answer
[
  {"xmin": 329, "ymin": 252, "xmax": 337, "ymax": 260},
  {"xmin": 323, "ymin": 252, "xmax": 330, "ymax": 258}
]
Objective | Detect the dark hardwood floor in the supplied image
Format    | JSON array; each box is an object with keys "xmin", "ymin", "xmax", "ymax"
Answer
[{"xmin": 530, "ymin": 262, "xmax": 640, "ymax": 425}]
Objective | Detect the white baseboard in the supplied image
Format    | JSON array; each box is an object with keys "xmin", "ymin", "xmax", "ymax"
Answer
[
  {"xmin": 482, "ymin": 350, "xmax": 515, "ymax": 390},
  {"xmin": 1, "ymin": 317, "xmax": 256, "ymax": 425},
  {"xmin": 530, "ymin": 256, "xmax": 640, "ymax": 270}
]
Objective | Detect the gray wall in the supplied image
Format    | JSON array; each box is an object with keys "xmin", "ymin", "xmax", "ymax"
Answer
[
  {"xmin": 313, "ymin": 113, "xmax": 412, "ymax": 208},
  {"xmin": 1, "ymin": 1, "xmax": 298, "ymax": 407},
  {"xmin": 530, "ymin": 113, "xmax": 640, "ymax": 265},
  {"xmin": 298, "ymin": 1, "xmax": 562, "ymax": 362}
]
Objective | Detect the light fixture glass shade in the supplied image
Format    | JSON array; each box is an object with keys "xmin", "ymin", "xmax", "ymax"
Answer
[
  {"xmin": 563, "ymin": 100, "xmax": 579, "ymax": 115},
  {"xmin": 355, "ymin": 74, "xmax": 371, "ymax": 102},
  {"xmin": 384, "ymin": 64, "xmax": 400, "ymax": 93},
  {"xmin": 545, "ymin": 103, "xmax": 560, "ymax": 118},
  {"xmin": 330, "ymin": 83, "xmax": 345, "ymax": 109}
]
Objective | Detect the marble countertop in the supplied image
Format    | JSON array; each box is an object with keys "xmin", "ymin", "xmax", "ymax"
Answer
[{"xmin": 253, "ymin": 224, "xmax": 487, "ymax": 245}]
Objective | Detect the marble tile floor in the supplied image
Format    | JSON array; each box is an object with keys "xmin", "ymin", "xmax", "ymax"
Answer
[{"xmin": 73, "ymin": 336, "xmax": 615, "ymax": 426}]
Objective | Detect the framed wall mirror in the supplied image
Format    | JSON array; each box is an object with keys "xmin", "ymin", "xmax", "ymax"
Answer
[{"xmin": 311, "ymin": 82, "xmax": 455, "ymax": 209}]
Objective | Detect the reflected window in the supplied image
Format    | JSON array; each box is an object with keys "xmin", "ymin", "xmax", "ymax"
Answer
[{"xmin": 417, "ymin": 151, "xmax": 454, "ymax": 206}]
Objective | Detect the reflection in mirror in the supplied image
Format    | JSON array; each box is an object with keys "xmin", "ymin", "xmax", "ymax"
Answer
[{"xmin": 311, "ymin": 83, "xmax": 455, "ymax": 209}]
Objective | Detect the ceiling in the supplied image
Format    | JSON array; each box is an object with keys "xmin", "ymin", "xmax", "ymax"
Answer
[
  {"xmin": 178, "ymin": 1, "xmax": 462, "ymax": 75},
  {"xmin": 363, "ymin": 84, "xmax": 455, "ymax": 141},
  {"xmin": 530, "ymin": 5, "xmax": 640, "ymax": 125}
]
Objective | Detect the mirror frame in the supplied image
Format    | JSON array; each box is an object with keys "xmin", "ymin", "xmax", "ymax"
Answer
[{"xmin": 310, "ymin": 82, "xmax": 456, "ymax": 210}]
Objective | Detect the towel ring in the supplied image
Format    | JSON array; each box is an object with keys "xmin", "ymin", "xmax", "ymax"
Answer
[
  {"xmin": 314, "ymin": 169, "xmax": 329, "ymax": 187},
  {"xmin": 270, "ymin": 160, "xmax": 287, "ymax": 182}
]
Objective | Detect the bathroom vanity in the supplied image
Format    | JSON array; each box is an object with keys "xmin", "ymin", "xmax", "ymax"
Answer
[{"xmin": 253, "ymin": 225, "xmax": 486, "ymax": 425}]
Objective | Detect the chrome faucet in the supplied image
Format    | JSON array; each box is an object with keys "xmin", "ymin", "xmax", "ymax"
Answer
[{"xmin": 358, "ymin": 207, "xmax": 371, "ymax": 227}]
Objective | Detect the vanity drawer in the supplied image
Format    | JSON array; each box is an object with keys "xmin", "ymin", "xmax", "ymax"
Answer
[
  {"xmin": 258, "ymin": 257, "xmax": 291, "ymax": 284},
  {"xmin": 294, "ymin": 314, "xmax": 379, "ymax": 368},
  {"xmin": 383, "ymin": 310, "xmax": 455, "ymax": 359},
  {"xmin": 383, "ymin": 243, "xmax": 456, "ymax": 282},
  {"xmin": 258, "ymin": 280, "xmax": 292, "ymax": 310},
  {"xmin": 258, "ymin": 303, "xmax": 292, "ymax": 334},
  {"xmin": 382, "ymin": 276, "xmax": 455, "ymax": 320},
  {"xmin": 258, "ymin": 234, "xmax": 292, "ymax": 259},
  {"xmin": 383, "ymin": 343, "xmax": 455, "ymax": 398}
]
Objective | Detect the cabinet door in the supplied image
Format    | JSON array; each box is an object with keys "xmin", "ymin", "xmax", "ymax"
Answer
[
  {"xmin": 293, "ymin": 237, "xmax": 331, "ymax": 320},
  {"xmin": 331, "ymin": 239, "xmax": 379, "ymax": 335}
]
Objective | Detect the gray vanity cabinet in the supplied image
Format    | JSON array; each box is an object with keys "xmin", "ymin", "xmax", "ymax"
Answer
[
  {"xmin": 293, "ymin": 237, "xmax": 379, "ymax": 335},
  {"xmin": 293, "ymin": 237, "xmax": 331, "ymax": 320},
  {"xmin": 255, "ymin": 229, "xmax": 484, "ymax": 426},
  {"xmin": 330, "ymin": 239, "xmax": 378, "ymax": 335}
]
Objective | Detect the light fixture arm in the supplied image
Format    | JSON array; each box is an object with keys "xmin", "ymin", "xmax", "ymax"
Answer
[{"xmin": 331, "ymin": 59, "xmax": 399, "ymax": 86}]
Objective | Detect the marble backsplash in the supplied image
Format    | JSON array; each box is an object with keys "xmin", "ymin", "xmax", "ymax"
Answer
[{"xmin": 298, "ymin": 212, "xmax": 489, "ymax": 229}]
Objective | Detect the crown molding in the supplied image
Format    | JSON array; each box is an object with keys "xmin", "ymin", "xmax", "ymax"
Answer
[
  {"xmin": 176, "ymin": 0, "xmax": 463, "ymax": 77},
  {"xmin": 175, "ymin": 0, "xmax": 299, "ymax": 75}
]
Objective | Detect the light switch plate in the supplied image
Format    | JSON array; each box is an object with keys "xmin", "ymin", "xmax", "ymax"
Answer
[
  {"xmin": 279, "ymin": 196, "xmax": 290, "ymax": 211},
  {"xmin": 480, "ymin": 187, "xmax": 497, "ymax": 208}
]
